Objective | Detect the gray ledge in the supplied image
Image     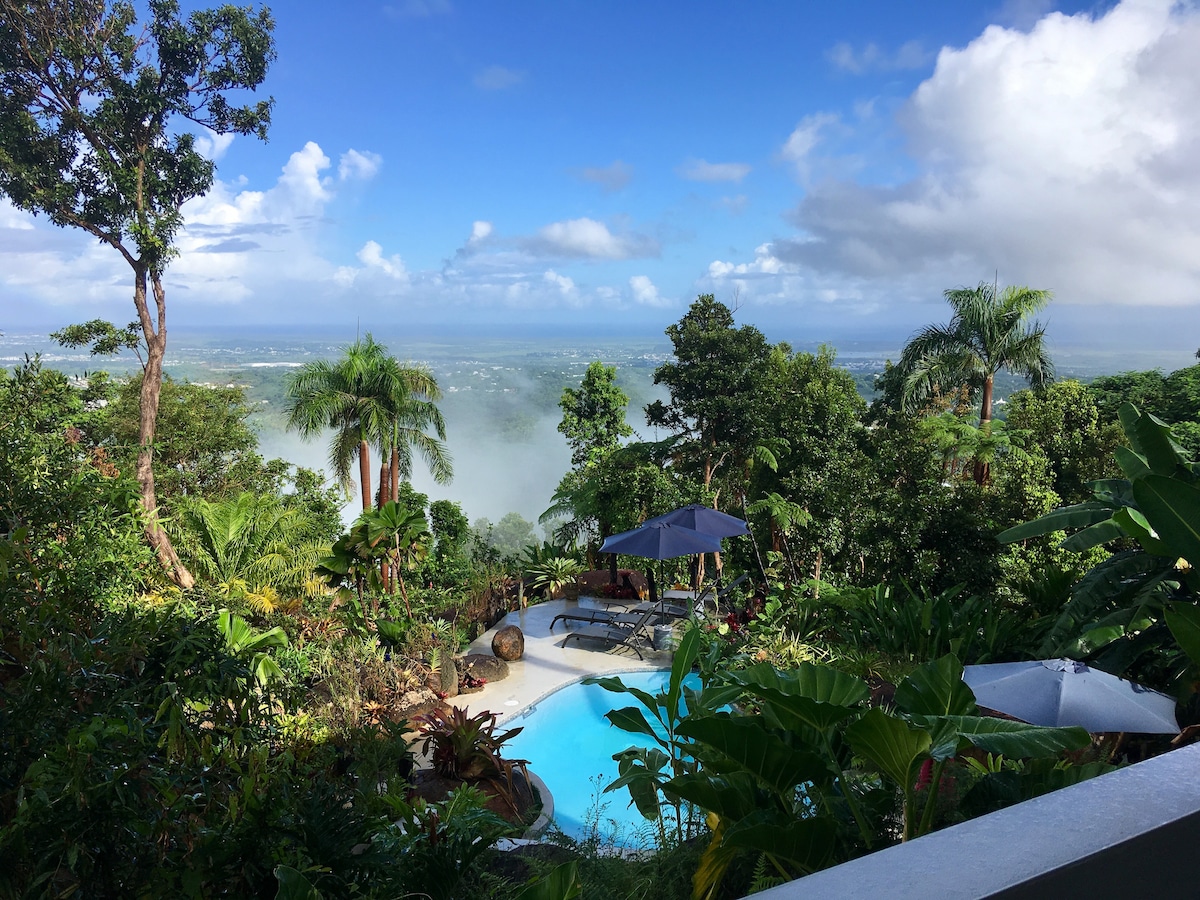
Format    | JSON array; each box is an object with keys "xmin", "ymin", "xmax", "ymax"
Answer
[{"xmin": 755, "ymin": 742, "xmax": 1200, "ymax": 899}]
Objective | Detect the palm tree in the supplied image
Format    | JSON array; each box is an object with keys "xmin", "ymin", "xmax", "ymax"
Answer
[
  {"xmin": 172, "ymin": 493, "xmax": 321, "ymax": 614},
  {"xmin": 899, "ymin": 282, "xmax": 1054, "ymax": 425},
  {"xmin": 284, "ymin": 334, "xmax": 392, "ymax": 510},
  {"xmin": 898, "ymin": 282, "xmax": 1054, "ymax": 482},
  {"xmin": 374, "ymin": 356, "xmax": 453, "ymax": 505}
]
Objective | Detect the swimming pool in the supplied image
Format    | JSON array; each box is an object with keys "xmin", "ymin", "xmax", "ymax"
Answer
[{"xmin": 504, "ymin": 669, "xmax": 701, "ymax": 847}]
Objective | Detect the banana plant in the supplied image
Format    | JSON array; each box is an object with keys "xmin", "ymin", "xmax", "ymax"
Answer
[
  {"xmin": 216, "ymin": 609, "xmax": 288, "ymax": 687},
  {"xmin": 999, "ymin": 402, "xmax": 1200, "ymax": 679},
  {"xmin": 623, "ymin": 652, "xmax": 1090, "ymax": 900}
]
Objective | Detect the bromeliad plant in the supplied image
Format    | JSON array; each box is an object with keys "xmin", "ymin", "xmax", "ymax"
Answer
[
  {"xmin": 413, "ymin": 707, "xmax": 532, "ymax": 817},
  {"xmin": 599, "ymin": 641, "xmax": 1093, "ymax": 899}
]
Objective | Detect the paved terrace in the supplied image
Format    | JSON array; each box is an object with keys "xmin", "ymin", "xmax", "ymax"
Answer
[{"xmin": 450, "ymin": 596, "xmax": 676, "ymax": 721}]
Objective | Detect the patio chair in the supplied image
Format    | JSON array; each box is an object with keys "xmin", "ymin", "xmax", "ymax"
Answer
[
  {"xmin": 635, "ymin": 573, "xmax": 750, "ymax": 620},
  {"xmin": 560, "ymin": 604, "xmax": 660, "ymax": 660},
  {"xmin": 549, "ymin": 604, "xmax": 660, "ymax": 631}
]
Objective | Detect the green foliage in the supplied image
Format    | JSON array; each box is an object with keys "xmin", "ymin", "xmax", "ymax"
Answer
[
  {"xmin": 89, "ymin": 373, "xmax": 278, "ymax": 503},
  {"xmin": 413, "ymin": 707, "xmax": 531, "ymax": 817},
  {"xmin": 646, "ymin": 294, "xmax": 774, "ymax": 493},
  {"xmin": 526, "ymin": 555, "xmax": 586, "ymax": 599},
  {"xmin": 558, "ymin": 360, "xmax": 633, "ymax": 467},
  {"xmin": 897, "ymin": 282, "xmax": 1054, "ymax": 427},
  {"xmin": 173, "ymin": 491, "xmax": 324, "ymax": 613},
  {"xmin": 0, "ymin": 0, "xmax": 275, "ymax": 266},
  {"xmin": 52, "ymin": 318, "xmax": 144, "ymax": 360},
  {"xmin": 999, "ymin": 402, "xmax": 1199, "ymax": 689}
]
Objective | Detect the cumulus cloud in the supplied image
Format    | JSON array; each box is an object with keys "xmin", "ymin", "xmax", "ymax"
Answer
[
  {"xmin": 629, "ymin": 274, "xmax": 671, "ymax": 307},
  {"xmin": 678, "ymin": 158, "xmax": 752, "ymax": 183},
  {"xmin": 524, "ymin": 217, "xmax": 659, "ymax": 260},
  {"xmin": 338, "ymin": 149, "xmax": 382, "ymax": 181},
  {"xmin": 474, "ymin": 65, "xmax": 524, "ymax": 90},
  {"xmin": 543, "ymin": 269, "xmax": 577, "ymax": 297},
  {"xmin": 827, "ymin": 40, "xmax": 931, "ymax": 74},
  {"xmin": 578, "ymin": 160, "xmax": 633, "ymax": 191},
  {"xmin": 194, "ymin": 127, "xmax": 235, "ymax": 161},
  {"xmin": 780, "ymin": 113, "xmax": 840, "ymax": 182},
  {"xmin": 710, "ymin": 0, "xmax": 1200, "ymax": 321}
]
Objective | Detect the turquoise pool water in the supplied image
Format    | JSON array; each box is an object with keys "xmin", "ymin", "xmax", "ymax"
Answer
[{"xmin": 504, "ymin": 669, "xmax": 701, "ymax": 847}]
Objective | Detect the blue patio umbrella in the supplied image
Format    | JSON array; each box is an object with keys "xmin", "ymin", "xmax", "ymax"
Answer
[
  {"xmin": 963, "ymin": 658, "xmax": 1179, "ymax": 734},
  {"xmin": 642, "ymin": 504, "xmax": 750, "ymax": 539},
  {"xmin": 599, "ymin": 521, "xmax": 725, "ymax": 560}
]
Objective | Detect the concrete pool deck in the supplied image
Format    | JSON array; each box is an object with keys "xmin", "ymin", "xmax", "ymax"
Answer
[{"xmin": 449, "ymin": 596, "xmax": 676, "ymax": 722}]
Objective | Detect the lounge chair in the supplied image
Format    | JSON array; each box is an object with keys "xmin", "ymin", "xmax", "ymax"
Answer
[
  {"xmin": 550, "ymin": 605, "xmax": 658, "ymax": 631},
  {"xmin": 561, "ymin": 605, "xmax": 660, "ymax": 660},
  {"xmin": 633, "ymin": 573, "xmax": 750, "ymax": 620}
]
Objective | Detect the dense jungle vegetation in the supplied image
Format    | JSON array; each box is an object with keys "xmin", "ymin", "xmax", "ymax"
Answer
[
  {"xmin": 4, "ymin": 2, "xmax": 1200, "ymax": 897},
  {"xmin": 4, "ymin": 290, "xmax": 1200, "ymax": 898}
]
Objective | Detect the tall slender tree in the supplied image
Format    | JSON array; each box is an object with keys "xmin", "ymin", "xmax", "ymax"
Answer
[
  {"xmin": 374, "ymin": 356, "xmax": 452, "ymax": 505},
  {"xmin": 0, "ymin": 0, "xmax": 275, "ymax": 587},
  {"xmin": 284, "ymin": 334, "xmax": 391, "ymax": 511},
  {"xmin": 898, "ymin": 281, "xmax": 1054, "ymax": 482}
]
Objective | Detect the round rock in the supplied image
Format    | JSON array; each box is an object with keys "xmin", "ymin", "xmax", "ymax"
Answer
[
  {"xmin": 460, "ymin": 653, "xmax": 510, "ymax": 682},
  {"xmin": 491, "ymin": 624, "xmax": 525, "ymax": 661}
]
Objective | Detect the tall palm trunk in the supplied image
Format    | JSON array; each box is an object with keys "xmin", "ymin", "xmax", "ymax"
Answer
[
  {"xmin": 358, "ymin": 437, "xmax": 372, "ymax": 510},
  {"xmin": 973, "ymin": 375, "xmax": 995, "ymax": 485},
  {"xmin": 135, "ymin": 268, "xmax": 194, "ymax": 588}
]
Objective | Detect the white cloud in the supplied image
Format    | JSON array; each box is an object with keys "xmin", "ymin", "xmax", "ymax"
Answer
[
  {"xmin": 678, "ymin": 158, "xmax": 752, "ymax": 183},
  {"xmin": 358, "ymin": 241, "xmax": 409, "ymax": 281},
  {"xmin": 780, "ymin": 113, "xmax": 840, "ymax": 181},
  {"xmin": 474, "ymin": 65, "xmax": 524, "ymax": 91},
  {"xmin": 194, "ymin": 127, "xmax": 235, "ymax": 161},
  {"xmin": 629, "ymin": 274, "xmax": 671, "ymax": 307},
  {"xmin": 543, "ymin": 269, "xmax": 577, "ymax": 297},
  {"xmin": 579, "ymin": 160, "xmax": 633, "ymax": 191},
  {"xmin": 338, "ymin": 149, "xmax": 382, "ymax": 181},
  {"xmin": 827, "ymin": 40, "xmax": 931, "ymax": 74},
  {"xmin": 526, "ymin": 217, "xmax": 659, "ymax": 260},
  {"xmin": 743, "ymin": 0, "xmax": 1200, "ymax": 316}
]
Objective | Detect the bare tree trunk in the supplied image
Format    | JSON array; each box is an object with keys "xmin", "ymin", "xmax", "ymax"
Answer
[
  {"xmin": 358, "ymin": 439, "xmax": 372, "ymax": 510},
  {"xmin": 974, "ymin": 375, "xmax": 994, "ymax": 485},
  {"xmin": 390, "ymin": 446, "xmax": 400, "ymax": 503},
  {"xmin": 135, "ymin": 270, "xmax": 193, "ymax": 588}
]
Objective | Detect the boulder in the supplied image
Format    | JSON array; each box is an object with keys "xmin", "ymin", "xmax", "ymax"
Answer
[
  {"xmin": 394, "ymin": 688, "xmax": 441, "ymax": 720},
  {"xmin": 492, "ymin": 624, "xmax": 525, "ymax": 661},
  {"xmin": 460, "ymin": 653, "xmax": 510, "ymax": 682}
]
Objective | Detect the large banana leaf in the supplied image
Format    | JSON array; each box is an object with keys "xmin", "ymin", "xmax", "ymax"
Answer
[
  {"xmin": 604, "ymin": 706, "xmax": 664, "ymax": 745},
  {"xmin": 666, "ymin": 771, "xmax": 768, "ymax": 820},
  {"xmin": 1109, "ymin": 507, "xmax": 1173, "ymax": 557},
  {"xmin": 1060, "ymin": 518, "xmax": 1127, "ymax": 552},
  {"xmin": 1133, "ymin": 474, "xmax": 1200, "ymax": 566},
  {"xmin": 907, "ymin": 715, "xmax": 1089, "ymax": 757},
  {"xmin": 1119, "ymin": 402, "xmax": 1188, "ymax": 476},
  {"xmin": 997, "ymin": 502, "xmax": 1116, "ymax": 543},
  {"xmin": 1165, "ymin": 602, "xmax": 1200, "ymax": 667},
  {"xmin": 675, "ymin": 715, "xmax": 831, "ymax": 795},
  {"xmin": 512, "ymin": 862, "xmax": 582, "ymax": 900},
  {"xmin": 719, "ymin": 809, "xmax": 838, "ymax": 873},
  {"xmin": 729, "ymin": 661, "xmax": 870, "ymax": 707},
  {"xmin": 894, "ymin": 654, "xmax": 976, "ymax": 717},
  {"xmin": 845, "ymin": 707, "xmax": 931, "ymax": 792}
]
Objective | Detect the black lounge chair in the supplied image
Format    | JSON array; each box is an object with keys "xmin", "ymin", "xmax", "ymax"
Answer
[
  {"xmin": 561, "ymin": 605, "xmax": 660, "ymax": 660},
  {"xmin": 550, "ymin": 605, "xmax": 657, "ymax": 631},
  {"xmin": 633, "ymin": 573, "xmax": 750, "ymax": 620}
]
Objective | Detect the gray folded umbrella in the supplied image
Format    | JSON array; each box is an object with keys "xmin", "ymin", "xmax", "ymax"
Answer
[{"xmin": 962, "ymin": 658, "xmax": 1179, "ymax": 734}]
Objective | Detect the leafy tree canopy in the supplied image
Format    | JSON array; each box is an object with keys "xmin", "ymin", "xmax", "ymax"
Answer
[{"xmin": 558, "ymin": 360, "xmax": 632, "ymax": 467}]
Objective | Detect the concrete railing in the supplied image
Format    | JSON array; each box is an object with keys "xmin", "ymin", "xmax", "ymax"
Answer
[{"xmin": 753, "ymin": 741, "xmax": 1200, "ymax": 899}]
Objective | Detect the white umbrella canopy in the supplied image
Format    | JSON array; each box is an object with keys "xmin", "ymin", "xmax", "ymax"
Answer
[{"xmin": 962, "ymin": 658, "xmax": 1180, "ymax": 734}]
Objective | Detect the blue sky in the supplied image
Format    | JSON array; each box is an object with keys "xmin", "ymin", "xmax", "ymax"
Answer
[{"xmin": 4, "ymin": 0, "xmax": 1200, "ymax": 349}]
